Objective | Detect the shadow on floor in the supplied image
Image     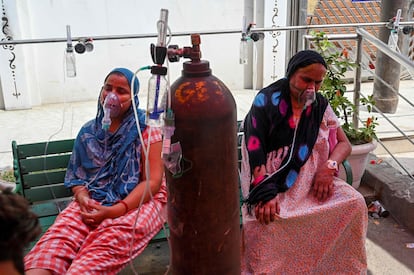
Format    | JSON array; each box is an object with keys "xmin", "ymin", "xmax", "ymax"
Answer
[
  {"xmin": 366, "ymin": 215, "xmax": 414, "ymax": 275},
  {"xmin": 120, "ymin": 240, "xmax": 170, "ymax": 275}
]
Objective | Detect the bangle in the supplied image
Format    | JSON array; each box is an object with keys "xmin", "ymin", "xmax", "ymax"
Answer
[{"xmin": 118, "ymin": 200, "xmax": 129, "ymax": 214}]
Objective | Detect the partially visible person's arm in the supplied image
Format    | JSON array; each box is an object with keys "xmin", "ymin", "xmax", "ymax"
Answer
[
  {"xmin": 80, "ymin": 131, "xmax": 164, "ymax": 225},
  {"xmin": 252, "ymin": 165, "xmax": 281, "ymax": 225},
  {"xmin": 100, "ymin": 140, "xmax": 164, "ymax": 219},
  {"xmin": 328, "ymin": 127, "xmax": 351, "ymax": 165},
  {"xmin": 121, "ymin": 141, "xmax": 164, "ymax": 211},
  {"xmin": 72, "ymin": 185, "xmax": 92, "ymax": 213},
  {"xmin": 313, "ymin": 127, "xmax": 351, "ymax": 201}
]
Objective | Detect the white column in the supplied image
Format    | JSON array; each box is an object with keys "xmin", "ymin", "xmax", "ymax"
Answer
[
  {"xmin": 0, "ymin": 0, "xmax": 31, "ymax": 110},
  {"xmin": 263, "ymin": 0, "xmax": 288, "ymax": 86}
]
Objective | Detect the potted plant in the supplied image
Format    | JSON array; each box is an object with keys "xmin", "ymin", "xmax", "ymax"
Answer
[{"xmin": 311, "ymin": 31, "xmax": 378, "ymax": 188}]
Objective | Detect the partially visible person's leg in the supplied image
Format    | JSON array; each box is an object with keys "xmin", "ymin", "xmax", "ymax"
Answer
[
  {"xmin": 25, "ymin": 202, "xmax": 89, "ymax": 275},
  {"xmin": 67, "ymin": 198, "xmax": 166, "ymax": 275}
]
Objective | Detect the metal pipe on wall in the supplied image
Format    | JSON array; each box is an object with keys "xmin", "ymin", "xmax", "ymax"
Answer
[{"xmin": 2, "ymin": 22, "xmax": 414, "ymax": 46}]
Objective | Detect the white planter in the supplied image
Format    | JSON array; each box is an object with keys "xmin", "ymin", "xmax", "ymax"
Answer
[{"xmin": 338, "ymin": 141, "xmax": 377, "ymax": 189}]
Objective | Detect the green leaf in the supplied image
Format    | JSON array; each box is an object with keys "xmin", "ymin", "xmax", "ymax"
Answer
[{"xmin": 311, "ymin": 31, "xmax": 377, "ymax": 145}]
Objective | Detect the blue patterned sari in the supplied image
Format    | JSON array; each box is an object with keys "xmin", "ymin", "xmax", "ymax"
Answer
[{"xmin": 64, "ymin": 68, "xmax": 146, "ymax": 206}]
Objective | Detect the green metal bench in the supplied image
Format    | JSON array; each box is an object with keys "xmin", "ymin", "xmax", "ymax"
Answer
[
  {"xmin": 12, "ymin": 139, "xmax": 74, "ymax": 255},
  {"xmin": 12, "ymin": 120, "xmax": 352, "ymax": 255},
  {"xmin": 11, "ymin": 138, "xmax": 169, "ymax": 254}
]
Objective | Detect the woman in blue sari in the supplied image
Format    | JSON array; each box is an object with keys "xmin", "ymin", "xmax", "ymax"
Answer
[{"xmin": 25, "ymin": 68, "xmax": 167, "ymax": 275}]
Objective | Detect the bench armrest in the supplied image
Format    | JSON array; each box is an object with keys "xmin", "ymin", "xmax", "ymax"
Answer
[{"xmin": 341, "ymin": 159, "xmax": 353, "ymax": 186}]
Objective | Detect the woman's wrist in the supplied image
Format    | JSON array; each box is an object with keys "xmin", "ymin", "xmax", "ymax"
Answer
[
  {"xmin": 73, "ymin": 186, "xmax": 88, "ymax": 201},
  {"xmin": 118, "ymin": 200, "xmax": 129, "ymax": 214}
]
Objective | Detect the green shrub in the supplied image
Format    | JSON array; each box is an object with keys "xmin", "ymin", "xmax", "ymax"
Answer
[{"xmin": 0, "ymin": 169, "xmax": 15, "ymax": 182}]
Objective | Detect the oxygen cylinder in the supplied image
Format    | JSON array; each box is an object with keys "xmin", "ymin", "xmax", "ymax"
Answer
[{"xmin": 166, "ymin": 34, "xmax": 240, "ymax": 274}]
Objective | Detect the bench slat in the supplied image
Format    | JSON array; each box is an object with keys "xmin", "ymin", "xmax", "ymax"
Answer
[
  {"xmin": 17, "ymin": 139, "xmax": 75, "ymax": 158},
  {"xmin": 20, "ymin": 155, "xmax": 71, "ymax": 174},
  {"xmin": 31, "ymin": 199, "xmax": 72, "ymax": 218},
  {"xmin": 24, "ymin": 185, "xmax": 73, "ymax": 203},
  {"xmin": 23, "ymin": 170, "xmax": 67, "ymax": 188}
]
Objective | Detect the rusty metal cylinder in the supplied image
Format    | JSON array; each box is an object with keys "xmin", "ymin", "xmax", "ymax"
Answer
[{"xmin": 166, "ymin": 35, "xmax": 240, "ymax": 274}]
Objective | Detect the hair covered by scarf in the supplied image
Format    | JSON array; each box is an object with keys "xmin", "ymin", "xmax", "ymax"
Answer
[
  {"xmin": 286, "ymin": 50, "xmax": 327, "ymax": 79},
  {"xmin": 64, "ymin": 68, "xmax": 147, "ymax": 206}
]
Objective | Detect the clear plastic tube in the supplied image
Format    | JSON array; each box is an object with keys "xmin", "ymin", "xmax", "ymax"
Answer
[
  {"xmin": 65, "ymin": 49, "xmax": 76, "ymax": 78},
  {"xmin": 240, "ymin": 15, "xmax": 248, "ymax": 65},
  {"xmin": 65, "ymin": 25, "xmax": 76, "ymax": 78},
  {"xmin": 249, "ymin": 121, "xmax": 300, "ymax": 189},
  {"xmin": 157, "ymin": 9, "xmax": 169, "ymax": 47},
  {"xmin": 388, "ymin": 9, "xmax": 401, "ymax": 51},
  {"xmin": 102, "ymin": 107, "xmax": 111, "ymax": 131},
  {"xmin": 388, "ymin": 30, "xmax": 398, "ymax": 51},
  {"xmin": 239, "ymin": 38, "xmax": 248, "ymax": 64},
  {"xmin": 249, "ymin": 88, "xmax": 314, "ymax": 190},
  {"xmin": 146, "ymin": 73, "xmax": 167, "ymax": 127},
  {"xmin": 299, "ymin": 88, "xmax": 316, "ymax": 109},
  {"xmin": 304, "ymin": 89, "xmax": 316, "ymax": 108},
  {"xmin": 162, "ymin": 109, "xmax": 175, "ymax": 156}
]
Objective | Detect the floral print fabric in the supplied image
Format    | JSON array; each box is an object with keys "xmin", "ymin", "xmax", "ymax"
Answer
[
  {"xmin": 240, "ymin": 105, "xmax": 368, "ymax": 274},
  {"xmin": 243, "ymin": 79, "xmax": 328, "ymax": 207}
]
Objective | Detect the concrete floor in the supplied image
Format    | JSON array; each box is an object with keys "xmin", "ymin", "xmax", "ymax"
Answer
[
  {"xmin": 118, "ymin": 213, "xmax": 414, "ymax": 275},
  {"xmin": 365, "ymin": 215, "xmax": 414, "ymax": 275}
]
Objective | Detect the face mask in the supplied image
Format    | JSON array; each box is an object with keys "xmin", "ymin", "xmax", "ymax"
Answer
[{"xmin": 102, "ymin": 92, "xmax": 121, "ymax": 130}]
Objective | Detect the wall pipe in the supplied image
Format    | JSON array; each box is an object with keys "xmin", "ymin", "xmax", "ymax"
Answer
[{"xmin": 2, "ymin": 21, "xmax": 414, "ymax": 46}]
